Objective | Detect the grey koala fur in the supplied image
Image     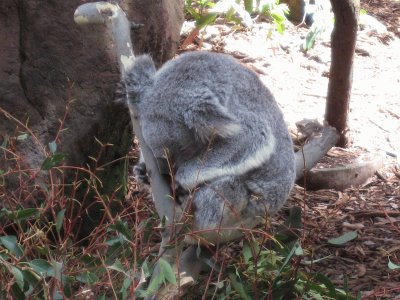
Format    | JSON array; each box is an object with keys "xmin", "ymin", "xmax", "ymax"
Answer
[{"xmin": 127, "ymin": 51, "xmax": 295, "ymax": 244}]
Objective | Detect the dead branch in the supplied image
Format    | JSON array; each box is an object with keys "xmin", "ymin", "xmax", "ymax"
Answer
[{"xmin": 295, "ymin": 120, "xmax": 339, "ymax": 181}]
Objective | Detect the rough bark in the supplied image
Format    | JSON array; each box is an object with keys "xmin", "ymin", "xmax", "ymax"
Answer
[
  {"xmin": 325, "ymin": 0, "xmax": 359, "ymax": 147},
  {"xmin": 123, "ymin": 0, "xmax": 185, "ymax": 67}
]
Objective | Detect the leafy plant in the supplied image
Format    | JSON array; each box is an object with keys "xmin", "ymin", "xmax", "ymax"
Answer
[
  {"xmin": 184, "ymin": 0, "xmax": 289, "ymax": 32},
  {"xmin": 0, "ymin": 99, "xmax": 357, "ymax": 299},
  {"xmin": 206, "ymin": 239, "xmax": 357, "ymax": 300}
]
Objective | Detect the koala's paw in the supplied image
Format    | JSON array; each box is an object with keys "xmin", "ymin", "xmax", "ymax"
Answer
[{"xmin": 133, "ymin": 162, "xmax": 150, "ymax": 186}]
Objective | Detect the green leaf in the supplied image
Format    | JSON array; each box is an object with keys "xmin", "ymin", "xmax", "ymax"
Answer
[
  {"xmin": 244, "ymin": 0, "xmax": 253, "ymax": 13},
  {"xmin": 28, "ymin": 259, "xmax": 54, "ymax": 277},
  {"xmin": 108, "ymin": 259, "xmax": 127, "ymax": 275},
  {"xmin": 242, "ymin": 242, "xmax": 252, "ymax": 263},
  {"xmin": 159, "ymin": 258, "xmax": 176, "ymax": 285},
  {"xmin": 142, "ymin": 270, "xmax": 164, "ymax": 298},
  {"xmin": 196, "ymin": 244, "xmax": 201, "ymax": 258},
  {"xmin": 278, "ymin": 242, "xmax": 297, "ymax": 274},
  {"xmin": 21, "ymin": 269, "xmax": 40, "ymax": 287},
  {"xmin": 294, "ymin": 244, "xmax": 303, "ymax": 256},
  {"xmin": 120, "ymin": 277, "xmax": 132, "ymax": 295},
  {"xmin": 17, "ymin": 133, "xmax": 28, "ymax": 141},
  {"xmin": 0, "ymin": 169, "xmax": 4, "ymax": 175},
  {"xmin": 76, "ymin": 271, "xmax": 99, "ymax": 285},
  {"xmin": 228, "ymin": 273, "xmax": 252, "ymax": 300},
  {"xmin": 6, "ymin": 208, "xmax": 39, "ymax": 221},
  {"xmin": 106, "ymin": 236, "xmax": 124, "ymax": 246},
  {"xmin": 48, "ymin": 141, "xmax": 57, "ymax": 154},
  {"xmin": 41, "ymin": 153, "xmax": 65, "ymax": 170},
  {"xmin": 62, "ymin": 276, "xmax": 74, "ymax": 298},
  {"xmin": 1, "ymin": 137, "xmax": 8, "ymax": 148},
  {"xmin": 271, "ymin": 278, "xmax": 297, "ymax": 299},
  {"xmin": 11, "ymin": 282, "xmax": 25, "ymax": 300},
  {"xmin": 51, "ymin": 259, "xmax": 63, "ymax": 281},
  {"xmin": 186, "ymin": 7, "xmax": 200, "ymax": 20},
  {"xmin": 111, "ymin": 220, "xmax": 132, "ymax": 242},
  {"xmin": 328, "ymin": 231, "xmax": 357, "ymax": 245},
  {"xmin": 388, "ymin": 259, "xmax": 400, "ymax": 270},
  {"xmin": 304, "ymin": 30, "xmax": 317, "ymax": 51},
  {"xmin": 313, "ymin": 273, "xmax": 337, "ymax": 298},
  {"xmin": 11, "ymin": 266, "xmax": 25, "ymax": 290},
  {"xmin": 56, "ymin": 209, "xmax": 66, "ymax": 234},
  {"xmin": 0, "ymin": 235, "xmax": 24, "ymax": 258},
  {"xmin": 41, "ymin": 157, "xmax": 55, "ymax": 170},
  {"xmin": 195, "ymin": 13, "xmax": 217, "ymax": 28}
]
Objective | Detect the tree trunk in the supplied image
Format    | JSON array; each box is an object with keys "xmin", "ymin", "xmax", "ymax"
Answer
[
  {"xmin": 124, "ymin": 0, "xmax": 185, "ymax": 67},
  {"xmin": 281, "ymin": 0, "xmax": 306, "ymax": 24},
  {"xmin": 325, "ymin": 0, "xmax": 359, "ymax": 147},
  {"xmin": 0, "ymin": 0, "xmax": 184, "ymax": 237}
]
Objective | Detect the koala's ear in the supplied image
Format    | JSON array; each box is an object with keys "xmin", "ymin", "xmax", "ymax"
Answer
[
  {"xmin": 125, "ymin": 55, "xmax": 156, "ymax": 99},
  {"xmin": 183, "ymin": 91, "xmax": 241, "ymax": 142}
]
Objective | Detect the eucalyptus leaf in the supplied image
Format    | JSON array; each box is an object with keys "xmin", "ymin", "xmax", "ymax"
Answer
[
  {"xmin": 313, "ymin": 273, "xmax": 337, "ymax": 298},
  {"xmin": 228, "ymin": 273, "xmax": 252, "ymax": 300},
  {"xmin": 242, "ymin": 242, "xmax": 252, "ymax": 263},
  {"xmin": 108, "ymin": 259, "xmax": 127, "ymax": 274},
  {"xmin": 11, "ymin": 266, "xmax": 25, "ymax": 290},
  {"xmin": 41, "ymin": 153, "xmax": 65, "ymax": 170},
  {"xmin": 111, "ymin": 220, "xmax": 132, "ymax": 242},
  {"xmin": 141, "ymin": 270, "xmax": 164, "ymax": 298},
  {"xmin": 0, "ymin": 235, "xmax": 24, "ymax": 258},
  {"xmin": 328, "ymin": 231, "xmax": 357, "ymax": 245},
  {"xmin": 17, "ymin": 133, "xmax": 28, "ymax": 141},
  {"xmin": 76, "ymin": 271, "xmax": 99, "ymax": 285},
  {"xmin": 48, "ymin": 141, "xmax": 57, "ymax": 154},
  {"xmin": 56, "ymin": 209, "xmax": 66, "ymax": 234},
  {"xmin": 195, "ymin": 12, "xmax": 217, "ymax": 28},
  {"xmin": 159, "ymin": 258, "xmax": 177, "ymax": 285},
  {"xmin": 28, "ymin": 259, "xmax": 54, "ymax": 277},
  {"xmin": 6, "ymin": 208, "xmax": 39, "ymax": 221},
  {"xmin": 388, "ymin": 259, "xmax": 400, "ymax": 270}
]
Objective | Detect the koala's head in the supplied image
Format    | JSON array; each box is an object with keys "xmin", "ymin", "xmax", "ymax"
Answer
[{"xmin": 140, "ymin": 90, "xmax": 242, "ymax": 169}]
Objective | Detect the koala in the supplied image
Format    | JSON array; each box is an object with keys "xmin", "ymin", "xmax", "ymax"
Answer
[{"xmin": 126, "ymin": 51, "xmax": 295, "ymax": 244}]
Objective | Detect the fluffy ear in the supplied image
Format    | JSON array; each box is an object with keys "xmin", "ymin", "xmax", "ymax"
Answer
[
  {"xmin": 125, "ymin": 55, "xmax": 156, "ymax": 99},
  {"xmin": 183, "ymin": 90, "xmax": 241, "ymax": 142}
]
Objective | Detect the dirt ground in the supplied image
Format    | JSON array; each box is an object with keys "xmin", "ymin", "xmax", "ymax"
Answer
[{"xmin": 178, "ymin": 1, "xmax": 400, "ymax": 298}]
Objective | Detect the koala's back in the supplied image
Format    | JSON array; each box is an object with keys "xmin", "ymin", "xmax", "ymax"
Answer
[
  {"xmin": 129, "ymin": 51, "xmax": 295, "ymax": 242},
  {"xmin": 145, "ymin": 51, "xmax": 274, "ymax": 114}
]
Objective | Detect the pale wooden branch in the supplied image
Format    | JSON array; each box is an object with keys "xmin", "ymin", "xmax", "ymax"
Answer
[
  {"xmin": 295, "ymin": 120, "xmax": 339, "ymax": 181},
  {"xmin": 74, "ymin": 3, "xmax": 185, "ymax": 298}
]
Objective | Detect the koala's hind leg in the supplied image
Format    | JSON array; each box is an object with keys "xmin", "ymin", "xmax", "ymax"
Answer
[
  {"xmin": 183, "ymin": 178, "xmax": 262, "ymax": 245},
  {"xmin": 133, "ymin": 161, "xmax": 150, "ymax": 185}
]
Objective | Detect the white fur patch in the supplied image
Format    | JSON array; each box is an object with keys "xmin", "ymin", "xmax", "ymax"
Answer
[
  {"xmin": 219, "ymin": 123, "xmax": 242, "ymax": 137},
  {"xmin": 180, "ymin": 134, "xmax": 276, "ymax": 189}
]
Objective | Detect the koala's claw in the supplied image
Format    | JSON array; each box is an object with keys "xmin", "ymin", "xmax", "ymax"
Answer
[{"xmin": 133, "ymin": 162, "xmax": 150, "ymax": 185}]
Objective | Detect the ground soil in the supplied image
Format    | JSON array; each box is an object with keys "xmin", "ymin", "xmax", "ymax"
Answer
[{"xmin": 176, "ymin": 1, "xmax": 400, "ymax": 298}]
